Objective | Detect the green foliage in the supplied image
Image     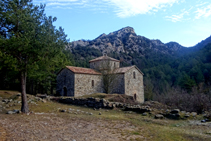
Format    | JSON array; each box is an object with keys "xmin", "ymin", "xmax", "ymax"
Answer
[
  {"xmin": 71, "ymin": 46, "xmax": 102, "ymax": 67},
  {"xmin": 0, "ymin": 0, "xmax": 72, "ymax": 95}
]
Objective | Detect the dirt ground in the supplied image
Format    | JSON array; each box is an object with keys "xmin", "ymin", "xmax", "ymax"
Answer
[
  {"xmin": 1, "ymin": 91, "xmax": 211, "ymax": 141},
  {"xmin": 0, "ymin": 112, "xmax": 146, "ymax": 141}
]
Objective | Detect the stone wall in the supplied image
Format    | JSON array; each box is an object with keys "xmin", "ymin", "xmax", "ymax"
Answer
[
  {"xmin": 74, "ymin": 74, "xmax": 104, "ymax": 97},
  {"xmin": 58, "ymin": 97, "xmax": 150, "ymax": 113},
  {"xmin": 56, "ymin": 68, "xmax": 74, "ymax": 96},
  {"xmin": 124, "ymin": 67, "xmax": 144, "ymax": 103},
  {"xmin": 111, "ymin": 74, "xmax": 125, "ymax": 94}
]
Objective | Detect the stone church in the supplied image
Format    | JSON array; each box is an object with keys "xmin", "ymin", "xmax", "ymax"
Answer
[{"xmin": 56, "ymin": 55, "xmax": 144, "ymax": 103}]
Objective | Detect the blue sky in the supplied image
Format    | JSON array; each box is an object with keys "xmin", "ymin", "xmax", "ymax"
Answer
[{"xmin": 33, "ymin": 0, "xmax": 211, "ymax": 47}]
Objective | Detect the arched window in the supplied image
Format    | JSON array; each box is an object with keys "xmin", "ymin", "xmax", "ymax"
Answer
[
  {"xmin": 63, "ymin": 87, "xmax": 67, "ymax": 96},
  {"xmin": 133, "ymin": 72, "xmax": 136, "ymax": 79},
  {"xmin": 92, "ymin": 80, "xmax": 94, "ymax": 87}
]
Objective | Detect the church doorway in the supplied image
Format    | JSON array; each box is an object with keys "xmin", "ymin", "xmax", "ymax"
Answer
[
  {"xmin": 63, "ymin": 87, "xmax": 67, "ymax": 96},
  {"xmin": 134, "ymin": 93, "xmax": 137, "ymax": 101}
]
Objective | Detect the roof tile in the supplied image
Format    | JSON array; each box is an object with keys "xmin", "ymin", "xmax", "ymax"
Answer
[
  {"xmin": 66, "ymin": 66, "xmax": 101, "ymax": 75},
  {"xmin": 89, "ymin": 55, "xmax": 120, "ymax": 63},
  {"xmin": 114, "ymin": 66, "xmax": 134, "ymax": 73}
]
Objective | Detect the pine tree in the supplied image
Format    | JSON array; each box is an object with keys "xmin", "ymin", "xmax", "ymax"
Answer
[{"xmin": 0, "ymin": 0, "xmax": 69, "ymax": 113}]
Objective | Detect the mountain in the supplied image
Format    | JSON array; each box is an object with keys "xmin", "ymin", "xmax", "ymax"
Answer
[
  {"xmin": 194, "ymin": 35, "xmax": 211, "ymax": 50},
  {"xmin": 67, "ymin": 27, "xmax": 196, "ymax": 70},
  {"xmin": 68, "ymin": 26, "xmax": 186, "ymax": 57}
]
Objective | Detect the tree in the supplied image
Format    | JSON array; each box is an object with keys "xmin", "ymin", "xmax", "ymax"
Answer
[
  {"xmin": 0, "ymin": 0, "xmax": 69, "ymax": 113},
  {"xmin": 97, "ymin": 58, "xmax": 119, "ymax": 94}
]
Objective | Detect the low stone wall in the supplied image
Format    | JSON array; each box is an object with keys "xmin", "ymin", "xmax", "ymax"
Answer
[{"xmin": 58, "ymin": 97, "xmax": 151, "ymax": 113}]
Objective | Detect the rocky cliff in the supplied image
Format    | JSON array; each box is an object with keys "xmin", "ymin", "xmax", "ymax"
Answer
[{"xmin": 68, "ymin": 26, "xmax": 186, "ymax": 56}]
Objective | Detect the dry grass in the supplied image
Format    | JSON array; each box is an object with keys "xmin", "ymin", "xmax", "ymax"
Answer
[
  {"xmin": 0, "ymin": 90, "xmax": 20, "ymax": 99},
  {"xmin": 0, "ymin": 90, "xmax": 211, "ymax": 141}
]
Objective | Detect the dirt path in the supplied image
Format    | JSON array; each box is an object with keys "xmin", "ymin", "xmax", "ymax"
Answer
[{"xmin": 0, "ymin": 113, "xmax": 145, "ymax": 141}]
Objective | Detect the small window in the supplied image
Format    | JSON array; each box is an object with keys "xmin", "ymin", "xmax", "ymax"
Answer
[
  {"xmin": 92, "ymin": 80, "xmax": 94, "ymax": 87},
  {"xmin": 114, "ymin": 62, "xmax": 116, "ymax": 68},
  {"xmin": 133, "ymin": 72, "xmax": 136, "ymax": 79},
  {"xmin": 134, "ymin": 93, "xmax": 137, "ymax": 101}
]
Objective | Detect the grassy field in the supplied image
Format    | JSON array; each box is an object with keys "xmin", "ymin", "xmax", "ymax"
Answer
[{"xmin": 0, "ymin": 90, "xmax": 211, "ymax": 141}]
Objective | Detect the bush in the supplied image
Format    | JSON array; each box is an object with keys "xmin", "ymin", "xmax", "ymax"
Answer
[{"xmin": 154, "ymin": 87, "xmax": 211, "ymax": 114}]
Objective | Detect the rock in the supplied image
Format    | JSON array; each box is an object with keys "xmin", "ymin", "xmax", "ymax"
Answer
[
  {"xmin": 99, "ymin": 112, "xmax": 101, "ymax": 115},
  {"xmin": 142, "ymin": 113, "xmax": 147, "ymax": 116},
  {"xmin": 16, "ymin": 93, "xmax": 21, "ymax": 97},
  {"xmin": 191, "ymin": 112, "xmax": 197, "ymax": 117},
  {"xmin": 171, "ymin": 109, "xmax": 180, "ymax": 114},
  {"xmin": 6, "ymin": 109, "xmax": 20, "ymax": 114},
  {"xmin": 59, "ymin": 109, "xmax": 66, "ymax": 112},
  {"xmin": 7, "ymin": 111, "xmax": 15, "ymax": 114},
  {"xmin": 201, "ymin": 120, "xmax": 206, "ymax": 123},
  {"xmin": 42, "ymin": 99, "xmax": 47, "ymax": 103},
  {"xmin": 155, "ymin": 114, "xmax": 164, "ymax": 119},
  {"xmin": 184, "ymin": 114, "xmax": 190, "ymax": 118},
  {"xmin": 89, "ymin": 113, "xmax": 93, "ymax": 115},
  {"xmin": 2, "ymin": 99, "xmax": 9, "ymax": 103}
]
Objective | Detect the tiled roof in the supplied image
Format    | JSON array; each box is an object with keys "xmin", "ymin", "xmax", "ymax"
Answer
[
  {"xmin": 114, "ymin": 66, "xmax": 134, "ymax": 73},
  {"xmin": 114, "ymin": 66, "xmax": 144, "ymax": 75},
  {"xmin": 89, "ymin": 55, "xmax": 120, "ymax": 63},
  {"xmin": 66, "ymin": 66, "xmax": 101, "ymax": 75}
]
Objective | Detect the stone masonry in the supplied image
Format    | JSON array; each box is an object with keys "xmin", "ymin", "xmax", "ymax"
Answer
[{"xmin": 56, "ymin": 55, "xmax": 144, "ymax": 103}]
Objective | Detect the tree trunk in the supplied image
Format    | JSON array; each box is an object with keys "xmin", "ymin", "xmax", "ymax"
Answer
[
  {"xmin": 51, "ymin": 81, "xmax": 53, "ymax": 95},
  {"xmin": 21, "ymin": 72, "xmax": 29, "ymax": 113}
]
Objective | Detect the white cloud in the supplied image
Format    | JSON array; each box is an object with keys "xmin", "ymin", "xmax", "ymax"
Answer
[
  {"xmin": 195, "ymin": 4, "xmax": 211, "ymax": 19},
  {"xmin": 104, "ymin": 0, "xmax": 180, "ymax": 18},
  {"xmin": 34, "ymin": 0, "xmax": 181, "ymax": 17},
  {"xmin": 165, "ymin": 8, "xmax": 190, "ymax": 22},
  {"xmin": 164, "ymin": 1, "xmax": 211, "ymax": 22}
]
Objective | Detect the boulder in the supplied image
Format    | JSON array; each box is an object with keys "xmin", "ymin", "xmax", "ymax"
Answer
[
  {"xmin": 59, "ymin": 109, "xmax": 66, "ymax": 112},
  {"xmin": 142, "ymin": 113, "xmax": 147, "ymax": 116},
  {"xmin": 171, "ymin": 109, "xmax": 180, "ymax": 114},
  {"xmin": 191, "ymin": 112, "xmax": 197, "ymax": 117},
  {"xmin": 2, "ymin": 99, "xmax": 9, "ymax": 103},
  {"xmin": 16, "ymin": 93, "xmax": 21, "ymax": 97},
  {"xmin": 184, "ymin": 114, "xmax": 190, "ymax": 118},
  {"xmin": 155, "ymin": 114, "xmax": 164, "ymax": 119},
  {"xmin": 6, "ymin": 109, "xmax": 20, "ymax": 114}
]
